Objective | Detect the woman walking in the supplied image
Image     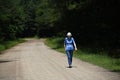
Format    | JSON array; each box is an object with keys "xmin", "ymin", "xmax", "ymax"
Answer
[{"xmin": 64, "ymin": 32, "xmax": 77, "ymax": 68}]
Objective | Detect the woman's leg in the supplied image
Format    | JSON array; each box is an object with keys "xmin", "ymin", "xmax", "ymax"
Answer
[
  {"xmin": 70, "ymin": 50, "xmax": 73, "ymax": 65},
  {"xmin": 66, "ymin": 50, "xmax": 73, "ymax": 67}
]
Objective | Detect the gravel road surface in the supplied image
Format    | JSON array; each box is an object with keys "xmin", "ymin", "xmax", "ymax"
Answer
[{"xmin": 0, "ymin": 39, "xmax": 120, "ymax": 80}]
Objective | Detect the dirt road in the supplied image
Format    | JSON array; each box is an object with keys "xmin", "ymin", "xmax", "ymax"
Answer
[{"xmin": 0, "ymin": 39, "xmax": 120, "ymax": 80}]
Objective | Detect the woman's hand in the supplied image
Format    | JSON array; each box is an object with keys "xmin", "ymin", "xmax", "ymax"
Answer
[{"xmin": 75, "ymin": 47, "xmax": 77, "ymax": 51}]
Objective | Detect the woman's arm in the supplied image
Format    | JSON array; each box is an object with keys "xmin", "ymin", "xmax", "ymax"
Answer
[
  {"xmin": 64, "ymin": 43, "xmax": 66, "ymax": 48},
  {"xmin": 64, "ymin": 38, "xmax": 66, "ymax": 50},
  {"xmin": 73, "ymin": 42, "xmax": 77, "ymax": 50},
  {"xmin": 72, "ymin": 37, "xmax": 77, "ymax": 50}
]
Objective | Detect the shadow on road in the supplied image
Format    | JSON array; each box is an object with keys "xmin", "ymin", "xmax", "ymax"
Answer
[
  {"xmin": 0, "ymin": 60, "xmax": 15, "ymax": 63},
  {"xmin": 111, "ymin": 70, "xmax": 120, "ymax": 74}
]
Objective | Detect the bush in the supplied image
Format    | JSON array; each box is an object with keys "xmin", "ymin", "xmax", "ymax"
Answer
[{"xmin": 0, "ymin": 44, "xmax": 5, "ymax": 51}]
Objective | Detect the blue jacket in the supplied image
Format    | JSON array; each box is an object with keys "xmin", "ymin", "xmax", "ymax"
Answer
[{"xmin": 64, "ymin": 37, "xmax": 75, "ymax": 51}]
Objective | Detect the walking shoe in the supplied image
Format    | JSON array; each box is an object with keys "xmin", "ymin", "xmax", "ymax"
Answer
[
  {"xmin": 67, "ymin": 66, "xmax": 72, "ymax": 68},
  {"xmin": 69, "ymin": 66, "xmax": 72, "ymax": 68}
]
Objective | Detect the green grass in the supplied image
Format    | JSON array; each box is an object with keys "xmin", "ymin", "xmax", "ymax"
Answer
[
  {"xmin": 45, "ymin": 37, "xmax": 64, "ymax": 52},
  {"xmin": 45, "ymin": 37, "xmax": 120, "ymax": 72},
  {"xmin": 74, "ymin": 52, "xmax": 120, "ymax": 71},
  {"xmin": 0, "ymin": 39, "xmax": 26, "ymax": 52}
]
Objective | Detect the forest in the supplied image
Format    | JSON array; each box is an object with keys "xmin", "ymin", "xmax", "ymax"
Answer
[{"xmin": 0, "ymin": 0, "xmax": 120, "ymax": 58}]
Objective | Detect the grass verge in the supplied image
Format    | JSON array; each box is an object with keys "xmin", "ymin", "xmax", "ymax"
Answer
[
  {"xmin": 45, "ymin": 37, "xmax": 120, "ymax": 72},
  {"xmin": 0, "ymin": 39, "xmax": 26, "ymax": 53}
]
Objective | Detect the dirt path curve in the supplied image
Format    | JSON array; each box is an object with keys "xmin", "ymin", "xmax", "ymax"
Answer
[{"xmin": 0, "ymin": 39, "xmax": 120, "ymax": 80}]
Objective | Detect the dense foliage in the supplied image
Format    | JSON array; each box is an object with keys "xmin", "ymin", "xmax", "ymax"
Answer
[{"xmin": 0, "ymin": 0, "xmax": 120, "ymax": 58}]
